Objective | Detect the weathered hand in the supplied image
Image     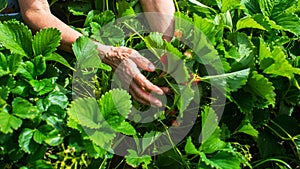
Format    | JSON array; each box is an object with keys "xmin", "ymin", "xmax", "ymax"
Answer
[{"xmin": 97, "ymin": 44, "xmax": 164, "ymax": 107}]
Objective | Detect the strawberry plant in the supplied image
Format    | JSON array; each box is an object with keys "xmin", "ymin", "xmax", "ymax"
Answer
[{"xmin": 1, "ymin": 0, "xmax": 300, "ymax": 168}]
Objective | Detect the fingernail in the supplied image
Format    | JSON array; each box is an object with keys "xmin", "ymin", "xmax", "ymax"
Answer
[
  {"xmin": 148, "ymin": 64, "xmax": 155, "ymax": 71},
  {"xmin": 155, "ymin": 100, "xmax": 162, "ymax": 107},
  {"xmin": 156, "ymin": 89, "xmax": 164, "ymax": 95}
]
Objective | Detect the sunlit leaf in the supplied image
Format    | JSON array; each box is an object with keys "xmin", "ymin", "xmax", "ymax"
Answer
[
  {"xmin": 236, "ymin": 16, "xmax": 266, "ymax": 30},
  {"xmin": 200, "ymin": 107, "xmax": 226, "ymax": 154},
  {"xmin": 199, "ymin": 151, "xmax": 245, "ymax": 169},
  {"xmin": 91, "ymin": 23, "xmax": 124, "ymax": 46},
  {"xmin": 245, "ymin": 71, "xmax": 276, "ymax": 108},
  {"xmin": 45, "ymin": 52, "xmax": 74, "ymax": 70},
  {"xmin": 98, "ymin": 89, "xmax": 135, "ymax": 135},
  {"xmin": 32, "ymin": 28, "xmax": 61, "ymax": 57},
  {"xmin": 72, "ymin": 36, "xmax": 101, "ymax": 69},
  {"xmin": 165, "ymin": 42, "xmax": 189, "ymax": 83},
  {"xmin": 0, "ymin": 20, "xmax": 32, "ymax": 57},
  {"xmin": 125, "ymin": 149, "xmax": 151, "ymax": 168},
  {"xmin": 67, "ymin": 97, "xmax": 102, "ymax": 129},
  {"xmin": 12, "ymin": 97, "xmax": 40, "ymax": 119},
  {"xmin": 0, "ymin": 111, "xmax": 22, "ymax": 134},
  {"xmin": 18, "ymin": 128, "xmax": 35, "ymax": 153},
  {"xmin": 185, "ymin": 137, "xmax": 199, "ymax": 154},
  {"xmin": 33, "ymin": 55, "xmax": 46, "ymax": 76},
  {"xmin": 202, "ymin": 68, "xmax": 250, "ymax": 92},
  {"xmin": 177, "ymin": 84, "xmax": 194, "ymax": 116},
  {"xmin": 236, "ymin": 118, "xmax": 259, "ymax": 138},
  {"xmin": 259, "ymin": 40, "xmax": 300, "ymax": 79},
  {"xmin": 116, "ymin": 0, "xmax": 135, "ymax": 17}
]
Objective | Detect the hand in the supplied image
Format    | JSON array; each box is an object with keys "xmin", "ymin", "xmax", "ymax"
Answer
[{"xmin": 96, "ymin": 44, "xmax": 164, "ymax": 107}]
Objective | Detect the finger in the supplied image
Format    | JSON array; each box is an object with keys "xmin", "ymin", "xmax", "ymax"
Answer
[
  {"xmin": 117, "ymin": 59, "xmax": 140, "ymax": 78},
  {"xmin": 117, "ymin": 47, "xmax": 133, "ymax": 57},
  {"xmin": 129, "ymin": 88, "xmax": 151, "ymax": 106},
  {"xmin": 129, "ymin": 51, "xmax": 156, "ymax": 72},
  {"xmin": 160, "ymin": 87, "xmax": 172, "ymax": 94},
  {"xmin": 130, "ymin": 82, "xmax": 163, "ymax": 107},
  {"xmin": 134, "ymin": 73, "xmax": 164, "ymax": 95}
]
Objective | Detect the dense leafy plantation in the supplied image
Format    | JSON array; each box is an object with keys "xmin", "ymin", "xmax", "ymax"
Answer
[{"xmin": 1, "ymin": 0, "xmax": 300, "ymax": 168}]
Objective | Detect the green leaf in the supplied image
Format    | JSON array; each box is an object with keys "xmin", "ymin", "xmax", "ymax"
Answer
[
  {"xmin": 272, "ymin": 13, "xmax": 300, "ymax": 36},
  {"xmin": 177, "ymin": 84, "xmax": 194, "ymax": 116},
  {"xmin": 82, "ymin": 140, "xmax": 107, "ymax": 158},
  {"xmin": 241, "ymin": 0, "xmax": 262, "ymax": 15},
  {"xmin": 99, "ymin": 89, "xmax": 132, "ymax": 119},
  {"xmin": 85, "ymin": 124, "xmax": 116, "ymax": 149},
  {"xmin": 257, "ymin": 130, "xmax": 286, "ymax": 158},
  {"xmin": 0, "ymin": 67, "xmax": 9, "ymax": 78},
  {"xmin": 117, "ymin": 0, "xmax": 135, "ymax": 17},
  {"xmin": 246, "ymin": 0, "xmax": 300, "ymax": 35},
  {"xmin": 17, "ymin": 63, "xmax": 34, "ymax": 80},
  {"xmin": 98, "ymin": 89, "xmax": 135, "ymax": 135},
  {"xmin": 227, "ymin": 32, "xmax": 255, "ymax": 70},
  {"xmin": 44, "ymin": 129, "xmax": 63, "ymax": 146},
  {"xmin": 33, "ymin": 130, "xmax": 45, "ymax": 144},
  {"xmin": 18, "ymin": 128, "xmax": 35, "ymax": 153},
  {"xmin": 92, "ymin": 23, "xmax": 125, "ymax": 46},
  {"xmin": 221, "ymin": 0, "xmax": 243, "ymax": 12},
  {"xmin": 201, "ymin": 106, "xmax": 218, "ymax": 142},
  {"xmin": 200, "ymin": 107, "xmax": 226, "ymax": 154},
  {"xmin": 193, "ymin": 14, "xmax": 218, "ymax": 45},
  {"xmin": 8, "ymin": 54, "xmax": 23, "ymax": 75},
  {"xmin": 0, "ymin": 20, "xmax": 32, "ymax": 57},
  {"xmin": 33, "ymin": 55, "xmax": 46, "ymax": 76},
  {"xmin": 45, "ymin": 53, "xmax": 74, "ymax": 70},
  {"xmin": 258, "ymin": 0, "xmax": 274, "ymax": 16},
  {"xmin": 125, "ymin": 149, "xmax": 151, "ymax": 168},
  {"xmin": 0, "ymin": 0, "xmax": 7, "ymax": 13},
  {"xmin": 43, "ymin": 91, "xmax": 68, "ymax": 110},
  {"xmin": 28, "ymin": 159, "xmax": 53, "ymax": 169},
  {"xmin": 0, "ymin": 52, "xmax": 8, "ymax": 70},
  {"xmin": 165, "ymin": 42, "xmax": 189, "ymax": 83},
  {"xmin": 202, "ymin": 68, "xmax": 250, "ymax": 92},
  {"xmin": 32, "ymin": 28, "xmax": 61, "ymax": 57},
  {"xmin": 199, "ymin": 151, "xmax": 244, "ymax": 169},
  {"xmin": 245, "ymin": 71, "xmax": 276, "ymax": 108},
  {"xmin": 236, "ymin": 16, "xmax": 266, "ymax": 31},
  {"xmin": 174, "ymin": 12, "xmax": 194, "ymax": 39},
  {"xmin": 91, "ymin": 10, "xmax": 115, "ymax": 27},
  {"xmin": 68, "ymin": 2, "xmax": 92, "ymax": 16},
  {"xmin": 12, "ymin": 97, "xmax": 40, "ymax": 119},
  {"xmin": 0, "ymin": 112, "xmax": 22, "ymax": 134},
  {"xmin": 72, "ymin": 36, "xmax": 101, "ymax": 69},
  {"xmin": 189, "ymin": 0, "xmax": 215, "ymax": 11},
  {"xmin": 236, "ymin": 119, "xmax": 259, "ymax": 138},
  {"xmin": 191, "ymin": 25, "xmax": 222, "ymax": 73},
  {"xmin": 144, "ymin": 32, "xmax": 164, "ymax": 50},
  {"xmin": 185, "ymin": 137, "xmax": 199, "ymax": 155},
  {"xmin": 67, "ymin": 97, "xmax": 102, "ymax": 129},
  {"xmin": 0, "ymin": 86, "xmax": 9, "ymax": 100},
  {"xmin": 26, "ymin": 144, "xmax": 48, "ymax": 163},
  {"xmin": 98, "ymin": 62, "xmax": 112, "ymax": 71},
  {"xmin": 232, "ymin": 90, "xmax": 255, "ymax": 113},
  {"xmin": 29, "ymin": 78, "xmax": 56, "ymax": 96},
  {"xmin": 259, "ymin": 41, "xmax": 300, "ymax": 79}
]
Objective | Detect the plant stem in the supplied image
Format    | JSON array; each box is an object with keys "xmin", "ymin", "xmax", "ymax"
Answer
[{"xmin": 252, "ymin": 158, "xmax": 292, "ymax": 169}]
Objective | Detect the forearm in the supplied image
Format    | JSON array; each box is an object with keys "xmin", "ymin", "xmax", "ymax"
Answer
[
  {"xmin": 140, "ymin": 0, "xmax": 175, "ymax": 40},
  {"xmin": 19, "ymin": 0, "xmax": 82, "ymax": 53}
]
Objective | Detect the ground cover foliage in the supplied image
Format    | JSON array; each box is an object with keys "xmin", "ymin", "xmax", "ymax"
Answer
[{"xmin": 0, "ymin": 0, "xmax": 300, "ymax": 168}]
